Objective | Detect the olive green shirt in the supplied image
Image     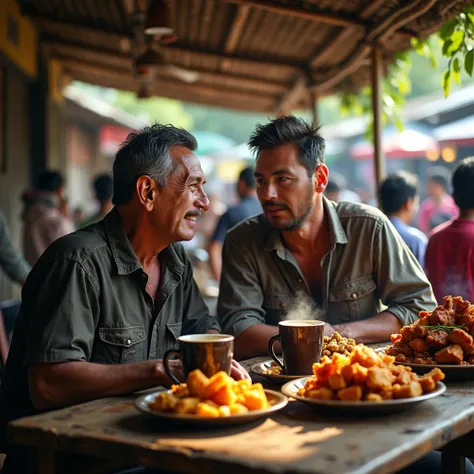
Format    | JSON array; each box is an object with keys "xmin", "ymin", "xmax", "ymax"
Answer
[
  {"xmin": 2, "ymin": 208, "xmax": 219, "ymax": 423},
  {"xmin": 218, "ymin": 198, "xmax": 436, "ymax": 335}
]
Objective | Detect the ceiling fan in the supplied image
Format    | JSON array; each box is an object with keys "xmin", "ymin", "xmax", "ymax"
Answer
[{"xmin": 133, "ymin": 0, "xmax": 200, "ymax": 91}]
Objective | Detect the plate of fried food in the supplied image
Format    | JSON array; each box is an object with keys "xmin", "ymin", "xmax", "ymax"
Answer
[
  {"xmin": 281, "ymin": 345, "xmax": 446, "ymax": 414},
  {"xmin": 384, "ymin": 296, "xmax": 474, "ymax": 380},
  {"xmin": 135, "ymin": 369, "xmax": 288, "ymax": 424},
  {"xmin": 250, "ymin": 332, "xmax": 356, "ymax": 383}
]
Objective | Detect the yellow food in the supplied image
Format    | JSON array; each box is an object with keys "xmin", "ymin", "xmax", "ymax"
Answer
[
  {"xmin": 298, "ymin": 344, "xmax": 445, "ymax": 402},
  {"xmin": 148, "ymin": 370, "xmax": 269, "ymax": 417}
]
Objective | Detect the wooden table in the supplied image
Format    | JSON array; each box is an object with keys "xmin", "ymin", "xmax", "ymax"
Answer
[{"xmin": 8, "ymin": 355, "xmax": 474, "ymax": 474}]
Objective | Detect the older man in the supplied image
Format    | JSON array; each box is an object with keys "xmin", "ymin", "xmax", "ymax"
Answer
[
  {"xmin": 1, "ymin": 124, "xmax": 247, "ymax": 473},
  {"xmin": 218, "ymin": 116, "xmax": 436, "ymax": 360}
]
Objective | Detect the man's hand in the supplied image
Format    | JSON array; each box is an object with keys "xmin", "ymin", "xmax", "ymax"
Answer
[{"xmin": 230, "ymin": 359, "xmax": 251, "ymax": 381}]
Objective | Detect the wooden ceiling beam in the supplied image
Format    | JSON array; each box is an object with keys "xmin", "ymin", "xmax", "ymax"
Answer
[
  {"xmin": 41, "ymin": 40, "xmax": 288, "ymax": 94},
  {"xmin": 222, "ymin": 0, "xmax": 416, "ymax": 38},
  {"xmin": 59, "ymin": 58, "xmax": 279, "ymax": 102},
  {"xmin": 225, "ymin": 4, "xmax": 250, "ymax": 53}
]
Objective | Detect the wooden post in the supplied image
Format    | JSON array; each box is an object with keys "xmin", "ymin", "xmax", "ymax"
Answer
[
  {"xmin": 371, "ymin": 43, "xmax": 384, "ymax": 204},
  {"xmin": 309, "ymin": 88, "xmax": 318, "ymax": 127}
]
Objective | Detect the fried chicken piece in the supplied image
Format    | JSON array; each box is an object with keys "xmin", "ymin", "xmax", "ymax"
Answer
[
  {"xmin": 413, "ymin": 357, "xmax": 436, "ymax": 364},
  {"xmin": 395, "ymin": 354, "xmax": 412, "ymax": 363},
  {"xmin": 409, "ymin": 338, "xmax": 430, "ymax": 353},
  {"xmin": 443, "ymin": 296, "xmax": 454, "ymax": 312},
  {"xmin": 366, "ymin": 367, "xmax": 392, "ymax": 392},
  {"xmin": 338, "ymin": 385, "xmax": 363, "ymax": 401},
  {"xmin": 424, "ymin": 367, "xmax": 445, "ymax": 382},
  {"xmin": 429, "ymin": 308, "xmax": 456, "ymax": 326},
  {"xmin": 453, "ymin": 296, "xmax": 471, "ymax": 316},
  {"xmin": 390, "ymin": 333, "xmax": 402, "ymax": 344},
  {"xmin": 394, "ymin": 370, "xmax": 413, "ymax": 385},
  {"xmin": 393, "ymin": 381, "xmax": 423, "ymax": 399},
  {"xmin": 400, "ymin": 324, "xmax": 417, "ymax": 342},
  {"xmin": 435, "ymin": 344, "xmax": 464, "ymax": 364},
  {"xmin": 468, "ymin": 355, "xmax": 474, "ymax": 365},
  {"xmin": 419, "ymin": 377, "xmax": 436, "ymax": 392},
  {"xmin": 448, "ymin": 328, "xmax": 474, "ymax": 355},
  {"xmin": 457, "ymin": 314, "xmax": 474, "ymax": 332},
  {"xmin": 413, "ymin": 320, "xmax": 429, "ymax": 339},
  {"xmin": 426, "ymin": 329, "xmax": 449, "ymax": 348}
]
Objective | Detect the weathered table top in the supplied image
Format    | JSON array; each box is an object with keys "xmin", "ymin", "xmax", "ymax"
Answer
[{"xmin": 8, "ymin": 355, "xmax": 474, "ymax": 474}]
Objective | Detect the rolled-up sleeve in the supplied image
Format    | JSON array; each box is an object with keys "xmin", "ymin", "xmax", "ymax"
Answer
[
  {"xmin": 181, "ymin": 255, "xmax": 221, "ymax": 334},
  {"xmin": 0, "ymin": 213, "xmax": 30, "ymax": 284},
  {"xmin": 24, "ymin": 258, "xmax": 100, "ymax": 366},
  {"xmin": 374, "ymin": 218, "xmax": 436, "ymax": 325},
  {"xmin": 218, "ymin": 236, "xmax": 266, "ymax": 336}
]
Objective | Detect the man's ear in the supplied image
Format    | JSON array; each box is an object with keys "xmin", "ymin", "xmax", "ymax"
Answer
[
  {"xmin": 135, "ymin": 176, "xmax": 157, "ymax": 211},
  {"xmin": 314, "ymin": 164, "xmax": 329, "ymax": 193}
]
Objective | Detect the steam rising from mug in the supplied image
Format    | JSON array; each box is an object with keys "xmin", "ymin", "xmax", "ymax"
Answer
[{"xmin": 283, "ymin": 292, "xmax": 325, "ymax": 322}]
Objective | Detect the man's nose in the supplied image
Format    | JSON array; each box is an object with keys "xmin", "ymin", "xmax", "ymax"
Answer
[
  {"xmin": 262, "ymin": 182, "xmax": 277, "ymax": 200},
  {"xmin": 197, "ymin": 189, "xmax": 210, "ymax": 212}
]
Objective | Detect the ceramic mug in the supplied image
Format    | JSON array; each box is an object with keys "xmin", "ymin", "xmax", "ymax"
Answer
[
  {"xmin": 163, "ymin": 334, "xmax": 234, "ymax": 384},
  {"xmin": 268, "ymin": 320, "xmax": 325, "ymax": 375}
]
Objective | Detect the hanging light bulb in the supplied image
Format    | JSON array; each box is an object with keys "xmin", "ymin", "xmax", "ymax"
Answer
[{"xmin": 144, "ymin": 0, "xmax": 173, "ymax": 36}]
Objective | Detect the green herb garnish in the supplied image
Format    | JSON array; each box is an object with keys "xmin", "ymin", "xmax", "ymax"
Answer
[{"xmin": 425, "ymin": 324, "xmax": 466, "ymax": 333}]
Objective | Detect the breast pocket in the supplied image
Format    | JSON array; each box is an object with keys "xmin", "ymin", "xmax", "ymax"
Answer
[
  {"xmin": 329, "ymin": 275, "xmax": 377, "ymax": 322},
  {"xmin": 95, "ymin": 326, "xmax": 146, "ymax": 364},
  {"xmin": 165, "ymin": 322, "xmax": 182, "ymax": 351},
  {"xmin": 263, "ymin": 293, "xmax": 295, "ymax": 326}
]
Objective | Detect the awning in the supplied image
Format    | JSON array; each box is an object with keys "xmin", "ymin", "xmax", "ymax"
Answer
[
  {"xmin": 349, "ymin": 124, "xmax": 439, "ymax": 160},
  {"xmin": 434, "ymin": 116, "xmax": 474, "ymax": 146}
]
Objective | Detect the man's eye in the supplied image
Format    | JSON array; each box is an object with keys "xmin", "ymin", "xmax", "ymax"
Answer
[
  {"xmin": 278, "ymin": 177, "xmax": 290, "ymax": 182},
  {"xmin": 256, "ymin": 178, "xmax": 264, "ymax": 185}
]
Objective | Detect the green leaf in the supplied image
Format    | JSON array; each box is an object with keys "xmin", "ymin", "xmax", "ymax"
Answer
[
  {"xmin": 449, "ymin": 30, "xmax": 465, "ymax": 54},
  {"xmin": 439, "ymin": 19, "xmax": 457, "ymax": 40},
  {"xmin": 468, "ymin": 13, "xmax": 474, "ymax": 25},
  {"xmin": 452, "ymin": 57, "xmax": 461, "ymax": 84},
  {"xmin": 465, "ymin": 49, "xmax": 474, "ymax": 76},
  {"xmin": 442, "ymin": 39, "xmax": 453, "ymax": 56},
  {"xmin": 442, "ymin": 69, "xmax": 452, "ymax": 97}
]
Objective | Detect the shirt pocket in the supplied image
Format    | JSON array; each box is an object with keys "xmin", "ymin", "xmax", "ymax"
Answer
[
  {"xmin": 165, "ymin": 322, "xmax": 183, "ymax": 351},
  {"xmin": 329, "ymin": 275, "xmax": 377, "ymax": 322},
  {"xmin": 263, "ymin": 293, "xmax": 294, "ymax": 326},
  {"xmin": 96, "ymin": 326, "xmax": 146, "ymax": 364}
]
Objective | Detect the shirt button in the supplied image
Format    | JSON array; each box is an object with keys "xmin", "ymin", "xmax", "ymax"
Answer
[
  {"xmin": 351, "ymin": 293, "xmax": 357, "ymax": 299},
  {"xmin": 162, "ymin": 292, "xmax": 168, "ymax": 298},
  {"xmin": 297, "ymin": 278, "xmax": 303, "ymax": 283},
  {"xmin": 281, "ymin": 302, "xmax": 287, "ymax": 309},
  {"xmin": 126, "ymin": 339, "xmax": 132, "ymax": 345}
]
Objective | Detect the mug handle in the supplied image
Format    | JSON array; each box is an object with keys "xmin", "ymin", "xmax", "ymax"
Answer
[
  {"xmin": 163, "ymin": 349, "xmax": 181, "ymax": 384},
  {"xmin": 268, "ymin": 334, "xmax": 285, "ymax": 373}
]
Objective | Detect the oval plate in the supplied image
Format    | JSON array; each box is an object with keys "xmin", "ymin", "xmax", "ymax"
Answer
[
  {"xmin": 376, "ymin": 347, "xmax": 474, "ymax": 381},
  {"xmin": 250, "ymin": 360, "xmax": 309, "ymax": 383},
  {"xmin": 281, "ymin": 377, "xmax": 446, "ymax": 415},
  {"xmin": 135, "ymin": 389, "xmax": 288, "ymax": 425}
]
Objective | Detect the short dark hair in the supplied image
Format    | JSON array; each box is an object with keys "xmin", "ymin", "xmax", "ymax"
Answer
[
  {"xmin": 379, "ymin": 171, "xmax": 419, "ymax": 214},
  {"xmin": 238, "ymin": 167, "xmax": 255, "ymax": 189},
  {"xmin": 452, "ymin": 157, "xmax": 474, "ymax": 210},
  {"xmin": 93, "ymin": 174, "xmax": 113, "ymax": 203},
  {"xmin": 248, "ymin": 116, "xmax": 325, "ymax": 176},
  {"xmin": 37, "ymin": 170, "xmax": 63, "ymax": 193},
  {"xmin": 112, "ymin": 124, "xmax": 197, "ymax": 205},
  {"xmin": 428, "ymin": 166, "xmax": 450, "ymax": 191},
  {"xmin": 326, "ymin": 180, "xmax": 340, "ymax": 194}
]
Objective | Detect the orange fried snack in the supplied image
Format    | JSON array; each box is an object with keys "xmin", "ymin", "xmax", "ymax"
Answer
[
  {"xmin": 148, "ymin": 370, "xmax": 269, "ymax": 418},
  {"xmin": 298, "ymin": 345, "xmax": 445, "ymax": 402}
]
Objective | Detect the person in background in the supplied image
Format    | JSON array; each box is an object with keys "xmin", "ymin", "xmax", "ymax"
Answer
[
  {"xmin": 0, "ymin": 212, "xmax": 30, "ymax": 286},
  {"xmin": 325, "ymin": 172, "xmax": 361, "ymax": 203},
  {"xmin": 418, "ymin": 166, "xmax": 458, "ymax": 234},
  {"xmin": 80, "ymin": 173, "xmax": 114, "ymax": 227},
  {"xmin": 379, "ymin": 171, "xmax": 427, "ymax": 267},
  {"xmin": 425, "ymin": 157, "xmax": 474, "ymax": 304},
  {"xmin": 325, "ymin": 177, "xmax": 341, "ymax": 202},
  {"xmin": 22, "ymin": 170, "xmax": 74, "ymax": 266},
  {"xmin": 208, "ymin": 167, "xmax": 261, "ymax": 282}
]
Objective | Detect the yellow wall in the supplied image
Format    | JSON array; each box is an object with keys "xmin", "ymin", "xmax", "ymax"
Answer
[{"xmin": 0, "ymin": 0, "xmax": 37, "ymax": 78}]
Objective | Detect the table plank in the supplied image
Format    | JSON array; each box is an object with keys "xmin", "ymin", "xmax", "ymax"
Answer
[{"xmin": 8, "ymin": 380, "xmax": 474, "ymax": 474}]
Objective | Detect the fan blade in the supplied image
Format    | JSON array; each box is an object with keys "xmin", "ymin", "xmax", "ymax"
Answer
[{"xmin": 164, "ymin": 64, "xmax": 200, "ymax": 83}]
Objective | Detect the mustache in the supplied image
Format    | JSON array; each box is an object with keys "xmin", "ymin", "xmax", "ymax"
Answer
[{"xmin": 263, "ymin": 201, "xmax": 290, "ymax": 210}]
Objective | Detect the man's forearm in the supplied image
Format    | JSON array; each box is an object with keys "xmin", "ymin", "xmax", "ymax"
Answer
[
  {"xmin": 234, "ymin": 324, "xmax": 279, "ymax": 360},
  {"xmin": 334, "ymin": 312, "xmax": 402, "ymax": 344},
  {"xmin": 208, "ymin": 241, "xmax": 223, "ymax": 282},
  {"xmin": 28, "ymin": 360, "xmax": 172, "ymax": 410}
]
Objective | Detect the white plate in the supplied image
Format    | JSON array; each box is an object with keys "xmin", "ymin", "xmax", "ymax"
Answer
[
  {"xmin": 135, "ymin": 388, "xmax": 288, "ymax": 425},
  {"xmin": 281, "ymin": 377, "xmax": 446, "ymax": 414}
]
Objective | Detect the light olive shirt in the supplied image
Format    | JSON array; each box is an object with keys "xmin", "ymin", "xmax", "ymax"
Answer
[
  {"xmin": 218, "ymin": 198, "xmax": 436, "ymax": 336},
  {"xmin": 2, "ymin": 208, "xmax": 220, "ymax": 423}
]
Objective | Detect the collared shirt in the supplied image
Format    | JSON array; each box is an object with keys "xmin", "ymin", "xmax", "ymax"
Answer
[
  {"xmin": 425, "ymin": 218, "xmax": 474, "ymax": 304},
  {"xmin": 218, "ymin": 198, "xmax": 436, "ymax": 336},
  {"xmin": 22, "ymin": 192, "xmax": 74, "ymax": 266},
  {"xmin": 211, "ymin": 196, "xmax": 262, "ymax": 243},
  {"xmin": 389, "ymin": 216, "xmax": 427, "ymax": 268},
  {"xmin": 0, "ymin": 212, "xmax": 30, "ymax": 284},
  {"xmin": 2, "ymin": 208, "xmax": 220, "ymax": 423}
]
